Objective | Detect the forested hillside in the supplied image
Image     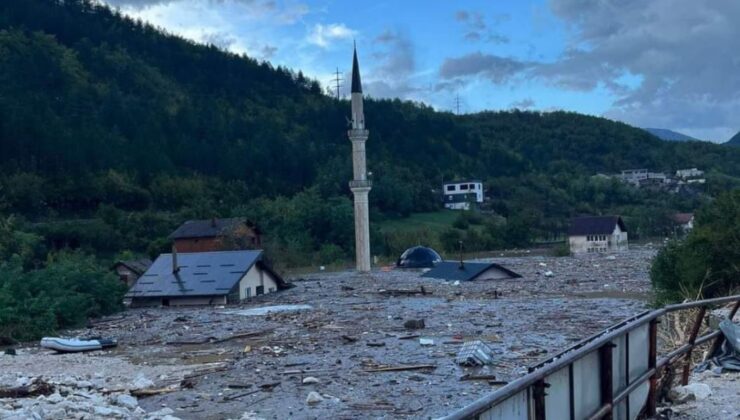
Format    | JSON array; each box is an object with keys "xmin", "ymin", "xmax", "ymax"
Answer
[{"xmin": 2, "ymin": 0, "xmax": 740, "ymax": 267}]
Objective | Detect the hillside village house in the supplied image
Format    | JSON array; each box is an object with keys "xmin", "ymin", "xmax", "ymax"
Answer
[
  {"xmin": 112, "ymin": 258, "xmax": 152, "ymax": 288},
  {"xmin": 443, "ymin": 180, "xmax": 484, "ymax": 210},
  {"xmin": 672, "ymin": 213, "xmax": 695, "ymax": 232},
  {"xmin": 568, "ymin": 216, "xmax": 629, "ymax": 254},
  {"xmin": 125, "ymin": 250, "xmax": 287, "ymax": 307},
  {"xmin": 169, "ymin": 218, "xmax": 261, "ymax": 253}
]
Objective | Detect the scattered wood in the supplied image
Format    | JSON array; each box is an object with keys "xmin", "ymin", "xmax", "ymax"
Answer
[
  {"xmin": 259, "ymin": 382, "xmax": 281, "ymax": 391},
  {"xmin": 227, "ymin": 384, "xmax": 253, "ymax": 389},
  {"xmin": 130, "ymin": 386, "xmax": 178, "ymax": 398},
  {"xmin": 460, "ymin": 374, "xmax": 498, "ymax": 381},
  {"xmin": 378, "ymin": 286, "xmax": 430, "ymax": 297},
  {"xmin": 341, "ymin": 285, "xmax": 355, "ymax": 291},
  {"xmin": 166, "ymin": 330, "xmax": 271, "ymax": 346},
  {"xmin": 284, "ymin": 362, "xmax": 309, "ymax": 367},
  {"xmin": 179, "ymin": 377, "xmax": 197, "ymax": 389},
  {"xmin": 341, "ymin": 335, "xmax": 358, "ymax": 343},
  {"xmin": 366, "ymin": 342, "xmax": 386, "ymax": 347},
  {"xmin": 403, "ymin": 319, "xmax": 425, "ymax": 330},
  {"xmin": 0, "ymin": 378, "xmax": 54, "ymax": 398},
  {"xmin": 364, "ymin": 364, "xmax": 436, "ymax": 373},
  {"xmin": 210, "ymin": 330, "xmax": 272, "ymax": 344},
  {"xmin": 398, "ymin": 334, "xmax": 420, "ymax": 340},
  {"xmin": 221, "ymin": 389, "xmax": 260, "ymax": 402}
]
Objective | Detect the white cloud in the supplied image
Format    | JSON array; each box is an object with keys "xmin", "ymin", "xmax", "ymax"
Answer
[{"xmin": 306, "ymin": 23, "xmax": 357, "ymax": 48}]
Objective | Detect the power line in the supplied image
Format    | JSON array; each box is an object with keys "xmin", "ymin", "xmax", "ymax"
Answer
[{"xmin": 330, "ymin": 67, "xmax": 343, "ymax": 100}]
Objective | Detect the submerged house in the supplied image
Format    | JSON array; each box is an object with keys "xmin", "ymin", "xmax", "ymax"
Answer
[
  {"xmin": 169, "ymin": 218, "xmax": 261, "ymax": 253},
  {"xmin": 422, "ymin": 261, "xmax": 521, "ymax": 281},
  {"xmin": 568, "ymin": 216, "xmax": 628, "ymax": 255},
  {"xmin": 112, "ymin": 258, "xmax": 152, "ymax": 288},
  {"xmin": 126, "ymin": 250, "xmax": 287, "ymax": 307}
]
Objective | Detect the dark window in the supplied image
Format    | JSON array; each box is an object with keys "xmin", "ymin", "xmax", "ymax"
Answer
[
  {"xmin": 256, "ymin": 285, "xmax": 264, "ymax": 295},
  {"xmin": 460, "ymin": 184, "xmax": 469, "ymax": 190},
  {"xmin": 446, "ymin": 185, "xmax": 455, "ymax": 192}
]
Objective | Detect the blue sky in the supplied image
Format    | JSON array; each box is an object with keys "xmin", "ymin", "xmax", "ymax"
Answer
[{"xmin": 103, "ymin": 0, "xmax": 740, "ymax": 142}]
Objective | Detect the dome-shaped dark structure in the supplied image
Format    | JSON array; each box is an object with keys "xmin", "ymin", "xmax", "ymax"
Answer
[{"xmin": 396, "ymin": 246, "xmax": 443, "ymax": 269}]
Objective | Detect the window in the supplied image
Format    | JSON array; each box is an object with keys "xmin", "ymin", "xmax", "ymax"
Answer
[
  {"xmin": 460, "ymin": 184, "xmax": 469, "ymax": 190},
  {"xmin": 256, "ymin": 285, "xmax": 264, "ymax": 295},
  {"xmin": 245, "ymin": 287, "xmax": 251, "ymax": 298},
  {"xmin": 446, "ymin": 185, "xmax": 455, "ymax": 192},
  {"xmin": 469, "ymin": 184, "xmax": 475, "ymax": 190},
  {"xmin": 268, "ymin": 287, "xmax": 275, "ymax": 293}
]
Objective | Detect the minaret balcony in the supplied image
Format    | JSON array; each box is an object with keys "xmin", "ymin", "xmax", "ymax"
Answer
[
  {"xmin": 349, "ymin": 180, "xmax": 372, "ymax": 189},
  {"xmin": 348, "ymin": 129, "xmax": 369, "ymax": 139}
]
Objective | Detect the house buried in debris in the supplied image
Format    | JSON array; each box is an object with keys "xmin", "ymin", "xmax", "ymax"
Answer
[
  {"xmin": 422, "ymin": 261, "xmax": 521, "ymax": 281},
  {"xmin": 112, "ymin": 258, "xmax": 152, "ymax": 288},
  {"xmin": 169, "ymin": 218, "xmax": 261, "ymax": 253},
  {"xmin": 568, "ymin": 215, "xmax": 628, "ymax": 255},
  {"xmin": 125, "ymin": 250, "xmax": 287, "ymax": 307}
]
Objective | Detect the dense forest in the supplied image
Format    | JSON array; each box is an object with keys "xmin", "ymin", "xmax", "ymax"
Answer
[{"xmin": 2, "ymin": 0, "xmax": 740, "ymax": 269}]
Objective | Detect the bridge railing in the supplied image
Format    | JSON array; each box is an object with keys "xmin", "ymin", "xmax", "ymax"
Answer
[{"xmin": 442, "ymin": 294, "xmax": 740, "ymax": 420}]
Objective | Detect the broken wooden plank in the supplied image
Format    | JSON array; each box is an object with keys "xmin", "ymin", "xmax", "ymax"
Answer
[
  {"xmin": 460, "ymin": 374, "xmax": 497, "ymax": 381},
  {"xmin": 131, "ymin": 386, "xmax": 178, "ymax": 398},
  {"xmin": 364, "ymin": 364, "xmax": 436, "ymax": 373},
  {"xmin": 0, "ymin": 379, "xmax": 54, "ymax": 398}
]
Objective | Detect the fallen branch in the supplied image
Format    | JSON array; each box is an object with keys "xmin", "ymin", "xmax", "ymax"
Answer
[
  {"xmin": 130, "ymin": 386, "xmax": 178, "ymax": 398},
  {"xmin": 364, "ymin": 364, "xmax": 436, "ymax": 373},
  {"xmin": 0, "ymin": 378, "xmax": 54, "ymax": 398},
  {"xmin": 378, "ymin": 286, "xmax": 431, "ymax": 297}
]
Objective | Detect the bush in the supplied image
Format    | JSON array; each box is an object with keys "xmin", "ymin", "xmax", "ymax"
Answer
[
  {"xmin": 552, "ymin": 242, "xmax": 571, "ymax": 257},
  {"xmin": 651, "ymin": 189, "xmax": 740, "ymax": 304},
  {"xmin": 0, "ymin": 252, "xmax": 126, "ymax": 341}
]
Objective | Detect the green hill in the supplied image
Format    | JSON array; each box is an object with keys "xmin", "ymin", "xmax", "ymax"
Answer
[{"xmin": 2, "ymin": 0, "xmax": 740, "ymax": 264}]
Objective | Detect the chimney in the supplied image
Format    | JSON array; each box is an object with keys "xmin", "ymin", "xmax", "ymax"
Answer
[
  {"xmin": 172, "ymin": 245, "xmax": 180, "ymax": 273},
  {"xmin": 458, "ymin": 240, "xmax": 465, "ymax": 270}
]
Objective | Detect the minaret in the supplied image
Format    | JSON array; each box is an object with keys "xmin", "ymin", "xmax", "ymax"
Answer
[{"xmin": 348, "ymin": 45, "xmax": 372, "ymax": 273}]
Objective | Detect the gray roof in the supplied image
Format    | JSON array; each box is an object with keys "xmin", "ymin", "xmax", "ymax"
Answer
[
  {"xmin": 168, "ymin": 218, "xmax": 249, "ymax": 240},
  {"xmin": 568, "ymin": 216, "xmax": 626, "ymax": 236},
  {"xmin": 422, "ymin": 261, "xmax": 521, "ymax": 282},
  {"xmin": 126, "ymin": 250, "xmax": 284, "ymax": 298}
]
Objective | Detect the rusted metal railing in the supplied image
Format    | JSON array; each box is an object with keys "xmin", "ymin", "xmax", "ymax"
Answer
[{"xmin": 442, "ymin": 294, "xmax": 740, "ymax": 420}]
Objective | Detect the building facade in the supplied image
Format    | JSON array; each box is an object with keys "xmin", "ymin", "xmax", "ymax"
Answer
[
  {"xmin": 443, "ymin": 180, "xmax": 484, "ymax": 210},
  {"xmin": 112, "ymin": 258, "xmax": 152, "ymax": 288},
  {"xmin": 568, "ymin": 216, "xmax": 628, "ymax": 255},
  {"xmin": 169, "ymin": 218, "xmax": 261, "ymax": 253}
]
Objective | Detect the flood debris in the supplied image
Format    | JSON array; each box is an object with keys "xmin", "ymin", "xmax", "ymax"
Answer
[
  {"xmin": 364, "ymin": 364, "xmax": 436, "ymax": 373},
  {"xmin": 0, "ymin": 378, "xmax": 54, "ymax": 398},
  {"xmin": 456, "ymin": 340, "xmax": 495, "ymax": 366},
  {"xmin": 224, "ymin": 305, "xmax": 312, "ymax": 316},
  {"xmin": 379, "ymin": 286, "xmax": 430, "ymax": 296},
  {"xmin": 403, "ymin": 319, "xmax": 425, "ymax": 330}
]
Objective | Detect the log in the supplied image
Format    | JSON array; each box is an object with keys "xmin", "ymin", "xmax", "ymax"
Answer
[
  {"xmin": 364, "ymin": 364, "xmax": 436, "ymax": 373},
  {"xmin": 0, "ymin": 378, "xmax": 54, "ymax": 398}
]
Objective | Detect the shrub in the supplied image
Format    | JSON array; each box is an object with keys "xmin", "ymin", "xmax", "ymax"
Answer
[
  {"xmin": 0, "ymin": 252, "xmax": 126, "ymax": 341},
  {"xmin": 651, "ymin": 189, "xmax": 740, "ymax": 304}
]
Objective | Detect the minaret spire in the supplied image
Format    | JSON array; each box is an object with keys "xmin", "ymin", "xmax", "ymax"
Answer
[{"xmin": 347, "ymin": 44, "xmax": 372, "ymax": 273}]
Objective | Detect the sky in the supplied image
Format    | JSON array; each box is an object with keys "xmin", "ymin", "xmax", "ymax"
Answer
[{"xmin": 100, "ymin": 0, "xmax": 740, "ymax": 143}]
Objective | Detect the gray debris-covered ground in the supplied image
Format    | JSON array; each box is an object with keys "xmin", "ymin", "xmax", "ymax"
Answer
[{"xmin": 1, "ymin": 248, "xmax": 661, "ymax": 419}]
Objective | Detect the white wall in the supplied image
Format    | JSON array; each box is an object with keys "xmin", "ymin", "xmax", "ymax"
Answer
[
  {"xmin": 569, "ymin": 224, "xmax": 628, "ymax": 255},
  {"xmin": 238, "ymin": 264, "xmax": 279, "ymax": 300}
]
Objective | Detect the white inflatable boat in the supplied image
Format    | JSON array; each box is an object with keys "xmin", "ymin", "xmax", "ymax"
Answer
[{"xmin": 40, "ymin": 337, "xmax": 117, "ymax": 353}]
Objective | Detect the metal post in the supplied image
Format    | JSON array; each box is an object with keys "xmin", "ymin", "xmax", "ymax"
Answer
[
  {"xmin": 646, "ymin": 319, "xmax": 658, "ymax": 416},
  {"xmin": 533, "ymin": 379, "xmax": 548, "ymax": 420},
  {"xmin": 681, "ymin": 306, "xmax": 707, "ymax": 385},
  {"xmin": 704, "ymin": 300, "xmax": 740, "ymax": 363},
  {"xmin": 599, "ymin": 344, "xmax": 614, "ymax": 420}
]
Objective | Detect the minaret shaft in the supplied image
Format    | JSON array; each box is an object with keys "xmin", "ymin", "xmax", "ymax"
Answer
[{"xmin": 348, "ymin": 47, "xmax": 371, "ymax": 273}]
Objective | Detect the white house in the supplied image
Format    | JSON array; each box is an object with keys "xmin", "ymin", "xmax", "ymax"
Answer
[
  {"xmin": 568, "ymin": 216, "xmax": 628, "ymax": 255},
  {"xmin": 672, "ymin": 213, "xmax": 695, "ymax": 232},
  {"xmin": 443, "ymin": 180, "xmax": 484, "ymax": 210},
  {"xmin": 126, "ymin": 250, "xmax": 287, "ymax": 306},
  {"xmin": 676, "ymin": 168, "xmax": 704, "ymax": 179}
]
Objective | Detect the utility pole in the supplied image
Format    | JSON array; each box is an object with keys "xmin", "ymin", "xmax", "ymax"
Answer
[
  {"xmin": 331, "ymin": 67, "xmax": 343, "ymax": 100},
  {"xmin": 455, "ymin": 94, "xmax": 461, "ymax": 115}
]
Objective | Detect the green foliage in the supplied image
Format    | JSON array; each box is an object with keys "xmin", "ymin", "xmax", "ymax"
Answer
[
  {"xmin": 651, "ymin": 189, "xmax": 740, "ymax": 304},
  {"xmin": 552, "ymin": 242, "xmax": 571, "ymax": 257},
  {"xmin": 0, "ymin": 251, "xmax": 126, "ymax": 341},
  {"xmin": 0, "ymin": 0, "xmax": 739, "ymax": 266}
]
